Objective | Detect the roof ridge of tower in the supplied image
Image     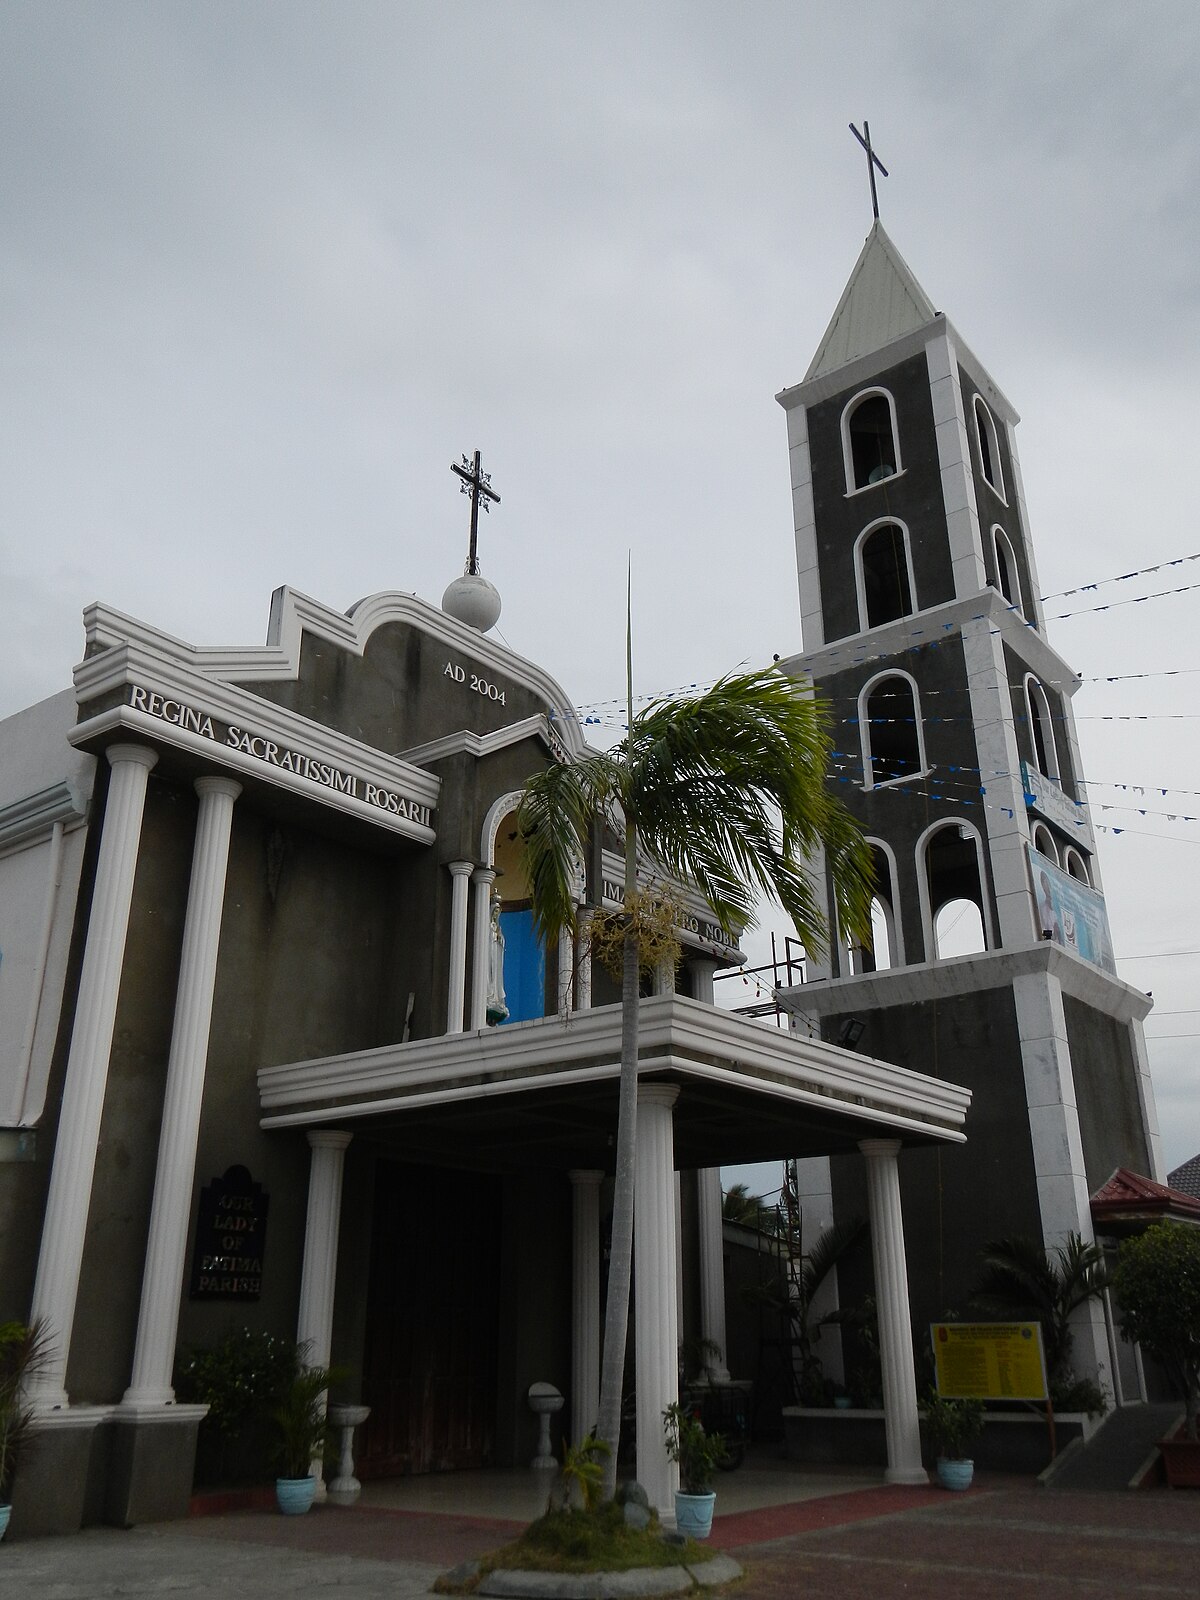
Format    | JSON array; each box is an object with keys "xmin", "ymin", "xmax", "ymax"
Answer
[{"xmin": 805, "ymin": 222, "xmax": 940, "ymax": 382}]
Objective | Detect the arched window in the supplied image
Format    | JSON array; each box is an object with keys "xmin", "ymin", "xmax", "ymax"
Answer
[
  {"xmin": 860, "ymin": 672, "xmax": 926, "ymax": 788},
  {"xmin": 992, "ymin": 526, "xmax": 1023, "ymax": 616},
  {"xmin": 918, "ymin": 820, "xmax": 993, "ymax": 960},
  {"xmin": 1063, "ymin": 847, "xmax": 1091, "ymax": 885},
  {"xmin": 1031, "ymin": 823, "xmax": 1058, "ymax": 864},
  {"xmin": 1024, "ymin": 675, "xmax": 1060, "ymax": 782},
  {"xmin": 973, "ymin": 396, "xmax": 1006, "ymax": 500},
  {"xmin": 846, "ymin": 840, "xmax": 904, "ymax": 973},
  {"xmin": 842, "ymin": 389, "xmax": 901, "ymax": 493},
  {"xmin": 856, "ymin": 520, "xmax": 916, "ymax": 630}
]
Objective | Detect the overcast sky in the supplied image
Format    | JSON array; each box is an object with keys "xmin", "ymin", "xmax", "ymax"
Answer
[{"xmin": 3, "ymin": 2, "xmax": 1199, "ymax": 1176}]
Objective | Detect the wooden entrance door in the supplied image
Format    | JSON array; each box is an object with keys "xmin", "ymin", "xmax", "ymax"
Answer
[{"xmin": 359, "ymin": 1162, "xmax": 501, "ymax": 1476}]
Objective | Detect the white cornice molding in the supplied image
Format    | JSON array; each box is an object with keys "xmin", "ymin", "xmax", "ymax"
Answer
[
  {"xmin": 778, "ymin": 315, "xmax": 1019, "ymax": 428},
  {"xmin": 777, "ymin": 587, "xmax": 1081, "ymax": 695},
  {"xmin": 398, "ymin": 715, "xmax": 552, "ymax": 768},
  {"xmin": 79, "ymin": 588, "xmax": 585, "ymax": 757},
  {"xmin": 71, "ymin": 644, "xmax": 440, "ymax": 844},
  {"xmin": 0, "ymin": 780, "xmax": 90, "ymax": 856},
  {"xmin": 257, "ymin": 992, "xmax": 970, "ymax": 1141},
  {"xmin": 781, "ymin": 942, "xmax": 1153, "ymax": 1024}
]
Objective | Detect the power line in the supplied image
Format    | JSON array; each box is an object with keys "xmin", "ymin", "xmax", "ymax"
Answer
[{"xmin": 1117, "ymin": 947, "xmax": 1200, "ymax": 961}]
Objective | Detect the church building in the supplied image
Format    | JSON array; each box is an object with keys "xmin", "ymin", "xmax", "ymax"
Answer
[
  {"xmin": 774, "ymin": 222, "xmax": 1162, "ymax": 1402},
  {"xmin": 0, "ymin": 467, "xmax": 971, "ymax": 1535}
]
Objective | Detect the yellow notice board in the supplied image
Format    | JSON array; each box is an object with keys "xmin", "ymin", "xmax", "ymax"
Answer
[{"xmin": 931, "ymin": 1322, "xmax": 1048, "ymax": 1401}]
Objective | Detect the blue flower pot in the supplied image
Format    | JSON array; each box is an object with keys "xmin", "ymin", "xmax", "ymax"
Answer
[
  {"xmin": 0, "ymin": 1502, "xmax": 11, "ymax": 1541},
  {"xmin": 276, "ymin": 1476, "xmax": 317, "ymax": 1515},
  {"xmin": 936, "ymin": 1458, "xmax": 974, "ymax": 1492},
  {"xmin": 674, "ymin": 1490, "xmax": 716, "ymax": 1539}
]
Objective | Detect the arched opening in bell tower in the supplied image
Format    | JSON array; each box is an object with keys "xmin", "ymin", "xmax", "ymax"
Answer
[
  {"xmin": 860, "ymin": 671, "xmax": 926, "ymax": 787},
  {"xmin": 918, "ymin": 820, "xmax": 993, "ymax": 960},
  {"xmin": 856, "ymin": 519, "xmax": 915, "ymax": 629},
  {"xmin": 842, "ymin": 389, "xmax": 901, "ymax": 492}
]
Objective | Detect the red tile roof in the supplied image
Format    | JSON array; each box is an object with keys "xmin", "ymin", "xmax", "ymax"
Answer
[{"xmin": 1090, "ymin": 1166, "xmax": 1200, "ymax": 1225}]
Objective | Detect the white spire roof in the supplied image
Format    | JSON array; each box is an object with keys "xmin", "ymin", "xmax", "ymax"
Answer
[{"xmin": 805, "ymin": 222, "xmax": 939, "ymax": 381}]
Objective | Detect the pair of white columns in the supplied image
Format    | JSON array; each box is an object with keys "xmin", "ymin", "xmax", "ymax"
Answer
[
  {"xmin": 447, "ymin": 861, "xmax": 594, "ymax": 1032},
  {"xmin": 448, "ymin": 861, "xmax": 509, "ymax": 1033},
  {"xmin": 29, "ymin": 748, "xmax": 241, "ymax": 1409},
  {"xmin": 568, "ymin": 1117, "xmax": 925, "ymax": 1514}
]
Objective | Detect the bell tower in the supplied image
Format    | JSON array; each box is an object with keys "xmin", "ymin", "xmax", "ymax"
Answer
[{"xmin": 776, "ymin": 224, "xmax": 1162, "ymax": 1392}]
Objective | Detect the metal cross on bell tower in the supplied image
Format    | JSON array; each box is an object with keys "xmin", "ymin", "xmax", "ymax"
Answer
[
  {"xmin": 850, "ymin": 120, "xmax": 888, "ymax": 222},
  {"xmin": 450, "ymin": 449, "xmax": 501, "ymax": 576}
]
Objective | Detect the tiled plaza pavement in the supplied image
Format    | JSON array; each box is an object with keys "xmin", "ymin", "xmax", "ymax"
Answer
[
  {"xmin": 3, "ymin": 1478, "xmax": 1198, "ymax": 1598},
  {"xmin": 727, "ymin": 1481, "xmax": 1200, "ymax": 1599}
]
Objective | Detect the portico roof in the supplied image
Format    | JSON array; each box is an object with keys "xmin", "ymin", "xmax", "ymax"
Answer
[{"xmin": 257, "ymin": 993, "xmax": 970, "ymax": 1172}]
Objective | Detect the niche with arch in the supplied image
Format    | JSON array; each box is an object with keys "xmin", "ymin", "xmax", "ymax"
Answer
[
  {"xmin": 842, "ymin": 389, "xmax": 901, "ymax": 492},
  {"xmin": 490, "ymin": 806, "xmax": 547, "ymax": 1023},
  {"xmin": 857, "ymin": 520, "xmax": 916, "ymax": 629},
  {"xmin": 861, "ymin": 672, "xmax": 926, "ymax": 787}
]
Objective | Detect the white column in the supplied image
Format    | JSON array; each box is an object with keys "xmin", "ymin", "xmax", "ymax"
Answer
[
  {"xmin": 469, "ymin": 867, "xmax": 496, "ymax": 1030},
  {"xmin": 690, "ymin": 958, "xmax": 719, "ymax": 1006},
  {"xmin": 29, "ymin": 743, "xmax": 158, "ymax": 1407},
  {"xmin": 557, "ymin": 925, "xmax": 574, "ymax": 1015},
  {"xmin": 446, "ymin": 860, "xmax": 473, "ymax": 1033},
  {"xmin": 575, "ymin": 910, "xmax": 593, "ymax": 1010},
  {"xmin": 674, "ymin": 1173, "xmax": 684, "ymax": 1351},
  {"xmin": 297, "ymin": 1131, "xmax": 352, "ymax": 1498},
  {"xmin": 297, "ymin": 1131, "xmax": 353, "ymax": 1366},
  {"xmin": 568, "ymin": 1169, "xmax": 603, "ymax": 1447},
  {"xmin": 123, "ymin": 776, "xmax": 241, "ymax": 1408},
  {"xmin": 696, "ymin": 1167, "xmax": 731, "ymax": 1382},
  {"xmin": 859, "ymin": 1138, "xmax": 926, "ymax": 1484},
  {"xmin": 635, "ymin": 1084, "xmax": 680, "ymax": 1520}
]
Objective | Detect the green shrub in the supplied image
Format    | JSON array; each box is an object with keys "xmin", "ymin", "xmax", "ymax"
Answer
[{"xmin": 174, "ymin": 1327, "xmax": 299, "ymax": 1486}]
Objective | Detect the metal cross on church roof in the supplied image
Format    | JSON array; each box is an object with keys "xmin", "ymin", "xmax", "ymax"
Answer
[
  {"xmin": 850, "ymin": 120, "xmax": 888, "ymax": 222},
  {"xmin": 450, "ymin": 449, "xmax": 501, "ymax": 576}
]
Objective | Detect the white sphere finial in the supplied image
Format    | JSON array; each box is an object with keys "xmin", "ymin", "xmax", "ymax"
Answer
[{"xmin": 442, "ymin": 570, "xmax": 502, "ymax": 633}]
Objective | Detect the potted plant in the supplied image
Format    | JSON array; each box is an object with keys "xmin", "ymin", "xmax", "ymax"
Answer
[
  {"xmin": 1113, "ymin": 1221, "xmax": 1200, "ymax": 1487},
  {"xmin": 0, "ymin": 1320, "xmax": 53, "ymax": 1540},
  {"xmin": 663, "ymin": 1400, "xmax": 726, "ymax": 1538},
  {"xmin": 270, "ymin": 1354, "xmax": 347, "ymax": 1515},
  {"xmin": 923, "ymin": 1392, "xmax": 985, "ymax": 1491}
]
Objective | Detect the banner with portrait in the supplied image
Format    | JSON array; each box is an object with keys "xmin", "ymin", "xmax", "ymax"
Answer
[{"xmin": 1028, "ymin": 847, "xmax": 1116, "ymax": 974}]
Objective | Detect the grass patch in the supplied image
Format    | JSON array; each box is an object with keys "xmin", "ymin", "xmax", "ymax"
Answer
[{"xmin": 434, "ymin": 1503, "xmax": 716, "ymax": 1593}]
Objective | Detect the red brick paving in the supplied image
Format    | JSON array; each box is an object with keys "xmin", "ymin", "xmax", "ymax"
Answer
[{"xmin": 179, "ymin": 1478, "xmax": 1200, "ymax": 1597}]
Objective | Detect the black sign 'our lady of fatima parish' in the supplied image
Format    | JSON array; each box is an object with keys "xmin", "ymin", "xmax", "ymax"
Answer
[{"xmin": 189, "ymin": 1166, "xmax": 269, "ymax": 1301}]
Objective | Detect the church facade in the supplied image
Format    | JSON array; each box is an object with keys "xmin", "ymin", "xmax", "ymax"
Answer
[
  {"xmin": 775, "ymin": 225, "xmax": 1162, "ymax": 1398},
  {"xmin": 0, "ymin": 570, "xmax": 970, "ymax": 1534}
]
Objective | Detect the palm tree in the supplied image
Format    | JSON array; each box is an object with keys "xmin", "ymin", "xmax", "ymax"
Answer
[
  {"xmin": 969, "ymin": 1232, "xmax": 1107, "ymax": 1393},
  {"xmin": 721, "ymin": 1183, "xmax": 783, "ymax": 1235},
  {"xmin": 517, "ymin": 665, "xmax": 873, "ymax": 1497}
]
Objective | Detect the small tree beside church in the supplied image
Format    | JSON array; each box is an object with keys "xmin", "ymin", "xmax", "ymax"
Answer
[{"xmin": 1113, "ymin": 1221, "xmax": 1200, "ymax": 1441}]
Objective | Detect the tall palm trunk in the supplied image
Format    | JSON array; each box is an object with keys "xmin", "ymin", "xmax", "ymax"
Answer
[
  {"xmin": 596, "ymin": 607, "xmax": 641, "ymax": 1501},
  {"xmin": 596, "ymin": 909, "xmax": 640, "ymax": 1499}
]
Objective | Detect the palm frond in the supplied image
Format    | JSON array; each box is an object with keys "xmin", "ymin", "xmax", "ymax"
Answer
[
  {"xmin": 516, "ymin": 754, "xmax": 622, "ymax": 948},
  {"xmin": 619, "ymin": 668, "xmax": 873, "ymax": 950},
  {"xmin": 800, "ymin": 1215, "xmax": 868, "ymax": 1302}
]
